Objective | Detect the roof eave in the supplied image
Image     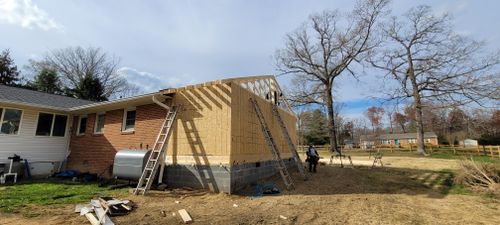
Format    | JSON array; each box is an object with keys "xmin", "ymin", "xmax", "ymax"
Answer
[
  {"xmin": 0, "ymin": 99, "xmax": 69, "ymax": 112},
  {"xmin": 68, "ymin": 92, "xmax": 170, "ymax": 113}
]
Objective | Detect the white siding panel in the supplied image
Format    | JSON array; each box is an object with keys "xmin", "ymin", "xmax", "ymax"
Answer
[{"xmin": 0, "ymin": 105, "xmax": 71, "ymax": 174}]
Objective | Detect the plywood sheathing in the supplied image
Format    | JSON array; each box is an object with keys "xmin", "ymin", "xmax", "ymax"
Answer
[
  {"xmin": 230, "ymin": 83, "xmax": 298, "ymax": 164},
  {"xmin": 161, "ymin": 75, "xmax": 298, "ymax": 166},
  {"xmin": 164, "ymin": 83, "xmax": 232, "ymax": 166}
]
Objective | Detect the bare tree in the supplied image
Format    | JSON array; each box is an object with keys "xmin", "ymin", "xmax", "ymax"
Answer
[
  {"xmin": 393, "ymin": 112, "xmax": 408, "ymax": 133},
  {"xmin": 276, "ymin": 0, "xmax": 389, "ymax": 152},
  {"xmin": 370, "ymin": 6, "xmax": 500, "ymax": 154},
  {"xmin": 30, "ymin": 46, "xmax": 133, "ymax": 99},
  {"xmin": 365, "ymin": 106, "xmax": 385, "ymax": 132}
]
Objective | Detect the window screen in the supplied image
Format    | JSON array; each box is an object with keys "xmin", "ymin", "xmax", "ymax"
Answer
[
  {"xmin": 124, "ymin": 110, "xmax": 136, "ymax": 130},
  {"xmin": 95, "ymin": 113, "xmax": 105, "ymax": 133},
  {"xmin": 78, "ymin": 117, "xmax": 87, "ymax": 135},
  {"xmin": 1, "ymin": 108, "xmax": 22, "ymax": 135},
  {"xmin": 52, "ymin": 115, "xmax": 67, "ymax": 137},
  {"xmin": 36, "ymin": 113, "xmax": 54, "ymax": 136}
]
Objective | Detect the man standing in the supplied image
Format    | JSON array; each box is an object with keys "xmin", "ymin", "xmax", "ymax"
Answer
[{"xmin": 306, "ymin": 145, "xmax": 319, "ymax": 172}]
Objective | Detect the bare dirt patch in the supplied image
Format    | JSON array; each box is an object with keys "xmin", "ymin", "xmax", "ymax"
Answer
[{"xmin": 1, "ymin": 157, "xmax": 499, "ymax": 225}]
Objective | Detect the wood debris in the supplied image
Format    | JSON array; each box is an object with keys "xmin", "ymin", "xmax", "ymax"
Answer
[
  {"xmin": 178, "ymin": 209, "xmax": 193, "ymax": 223},
  {"xmin": 76, "ymin": 197, "xmax": 135, "ymax": 225}
]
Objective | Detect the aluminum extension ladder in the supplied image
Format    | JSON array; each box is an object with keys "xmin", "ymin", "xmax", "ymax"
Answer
[
  {"xmin": 270, "ymin": 104, "xmax": 308, "ymax": 180},
  {"xmin": 134, "ymin": 106, "xmax": 179, "ymax": 195},
  {"xmin": 250, "ymin": 98, "xmax": 295, "ymax": 190}
]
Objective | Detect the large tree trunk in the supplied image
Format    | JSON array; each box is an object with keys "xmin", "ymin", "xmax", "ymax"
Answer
[
  {"xmin": 408, "ymin": 56, "xmax": 427, "ymax": 155},
  {"xmin": 325, "ymin": 88, "xmax": 338, "ymax": 153}
]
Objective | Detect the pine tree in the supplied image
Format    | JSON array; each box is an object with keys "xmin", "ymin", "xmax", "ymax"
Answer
[
  {"xmin": 66, "ymin": 75, "xmax": 108, "ymax": 101},
  {"xmin": 32, "ymin": 68, "xmax": 62, "ymax": 94},
  {"xmin": 0, "ymin": 49, "xmax": 20, "ymax": 85}
]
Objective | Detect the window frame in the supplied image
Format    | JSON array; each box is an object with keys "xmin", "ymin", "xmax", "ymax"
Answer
[
  {"xmin": 122, "ymin": 107, "xmax": 136, "ymax": 132},
  {"xmin": 93, "ymin": 112, "xmax": 106, "ymax": 134},
  {"xmin": 35, "ymin": 112, "xmax": 68, "ymax": 137},
  {"xmin": 0, "ymin": 107, "xmax": 23, "ymax": 136},
  {"xmin": 77, "ymin": 115, "xmax": 88, "ymax": 136}
]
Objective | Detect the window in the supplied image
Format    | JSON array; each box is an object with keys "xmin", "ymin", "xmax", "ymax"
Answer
[
  {"xmin": 123, "ymin": 108, "xmax": 136, "ymax": 131},
  {"xmin": 36, "ymin": 113, "xmax": 53, "ymax": 136},
  {"xmin": 77, "ymin": 115, "xmax": 87, "ymax": 135},
  {"xmin": 52, "ymin": 115, "xmax": 68, "ymax": 137},
  {"xmin": 94, "ymin": 113, "xmax": 105, "ymax": 134},
  {"xmin": 425, "ymin": 138, "xmax": 431, "ymax": 143},
  {"xmin": 408, "ymin": 138, "xmax": 416, "ymax": 144},
  {"xmin": 36, "ymin": 113, "xmax": 68, "ymax": 137},
  {"xmin": 0, "ymin": 108, "xmax": 22, "ymax": 135}
]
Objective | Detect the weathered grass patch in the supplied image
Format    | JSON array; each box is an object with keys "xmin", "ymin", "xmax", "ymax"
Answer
[{"xmin": 0, "ymin": 183, "xmax": 127, "ymax": 213}]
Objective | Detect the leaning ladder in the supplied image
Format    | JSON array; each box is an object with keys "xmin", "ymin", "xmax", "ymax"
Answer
[
  {"xmin": 134, "ymin": 106, "xmax": 179, "ymax": 195},
  {"xmin": 271, "ymin": 104, "xmax": 308, "ymax": 180},
  {"xmin": 250, "ymin": 98, "xmax": 295, "ymax": 190}
]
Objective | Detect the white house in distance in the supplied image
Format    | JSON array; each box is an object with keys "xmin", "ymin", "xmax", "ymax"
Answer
[
  {"xmin": 0, "ymin": 84, "xmax": 93, "ymax": 175},
  {"xmin": 459, "ymin": 139, "xmax": 478, "ymax": 147}
]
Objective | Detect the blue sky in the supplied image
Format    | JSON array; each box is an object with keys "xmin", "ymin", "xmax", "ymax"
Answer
[{"xmin": 1, "ymin": 0, "xmax": 499, "ymax": 119}]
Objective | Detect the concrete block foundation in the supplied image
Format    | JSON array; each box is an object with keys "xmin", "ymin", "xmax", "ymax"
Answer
[{"xmin": 163, "ymin": 158, "xmax": 297, "ymax": 193}]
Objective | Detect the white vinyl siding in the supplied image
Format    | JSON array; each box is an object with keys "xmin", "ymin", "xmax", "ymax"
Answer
[{"xmin": 0, "ymin": 104, "xmax": 71, "ymax": 174}]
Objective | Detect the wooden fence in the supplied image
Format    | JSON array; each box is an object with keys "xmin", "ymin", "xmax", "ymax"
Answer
[{"xmin": 298, "ymin": 145, "xmax": 500, "ymax": 158}]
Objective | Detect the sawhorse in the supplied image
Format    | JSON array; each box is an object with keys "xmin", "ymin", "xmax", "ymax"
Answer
[{"xmin": 371, "ymin": 153, "xmax": 383, "ymax": 168}]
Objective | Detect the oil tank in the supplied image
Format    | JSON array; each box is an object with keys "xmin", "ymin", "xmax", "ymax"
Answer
[{"xmin": 113, "ymin": 149, "xmax": 151, "ymax": 180}]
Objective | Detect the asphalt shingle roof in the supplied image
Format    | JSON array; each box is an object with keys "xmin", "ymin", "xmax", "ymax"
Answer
[{"xmin": 0, "ymin": 84, "xmax": 95, "ymax": 109}]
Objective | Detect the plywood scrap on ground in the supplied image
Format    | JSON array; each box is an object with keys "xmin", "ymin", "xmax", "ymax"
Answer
[
  {"xmin": 178, "ymin": 209, "xmax": 193, "ymax": 223},
  {"xmin": 75, "ymin": 197, "xmax": 134, "ymax": 225}
]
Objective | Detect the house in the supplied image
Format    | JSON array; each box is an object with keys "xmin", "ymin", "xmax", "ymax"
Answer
[
  {"xmin": 359, "ymin": 132, "xmax": 438, "ymax": 149},
  {"xmin": 459, "ymin": 139, "xmax": 478, "ymax": 147},
  {"xmin": 0, "ymin": 85, "xmax": 94, "ymax": 175},
  {"xmin": 0, "ymin": 75, "xmax": 298, "ymax": 193}
]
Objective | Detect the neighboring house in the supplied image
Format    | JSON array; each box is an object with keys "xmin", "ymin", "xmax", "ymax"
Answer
[
  {"xmin": 0, "ymin": 75, "xmax": 298, "ymax": 193},
  {"xmin": 360, "ymin": 132, "xmax": 438, "ymax": 149},
  {"xmin": 459, "ymin": 139, "xmax": 478, "ymax": 147}
]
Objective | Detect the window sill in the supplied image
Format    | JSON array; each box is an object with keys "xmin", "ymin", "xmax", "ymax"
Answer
[
  {"xmin": 121, "ymin": 130, "xmax": 135, "ymax": 135},
  {"xmin": 76, "ymin": 134, "xmax": 85, "ymax": 137},
  {"xmin": 92, "ymin": 133, "xmax": 104, "ymax": 137}
]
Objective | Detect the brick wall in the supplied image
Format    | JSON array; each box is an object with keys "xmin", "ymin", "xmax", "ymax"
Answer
[{"xmin": 67, "ymin": 103, "xmax": 166, "ymax": 177}]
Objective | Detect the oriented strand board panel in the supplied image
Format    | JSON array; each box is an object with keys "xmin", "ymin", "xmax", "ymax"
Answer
[
  {"xmin": 230, "ymin": 83, "xmax": 298, "ymax": 164},
  {"xmin": 165, "ymin": 83, "xmax": 232, "ymax": 166}
]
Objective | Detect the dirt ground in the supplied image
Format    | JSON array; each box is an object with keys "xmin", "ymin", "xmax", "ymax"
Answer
[{"xmin": 1, "ymin": 156, "xmax": 499, "ymax": 225}]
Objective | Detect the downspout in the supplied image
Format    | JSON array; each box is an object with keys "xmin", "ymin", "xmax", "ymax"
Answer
[
  {"xmin": 152, "ymin": 95, "xmax": 171, "ymax": 110},
  {"xmin": 152, "ymin": 94, "xmax": 170, "ymax": 184}
]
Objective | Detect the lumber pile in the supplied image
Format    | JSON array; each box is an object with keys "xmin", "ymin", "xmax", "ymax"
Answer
[{"xmin": 75, "ymin": 197, "xmax": 135, "ymax": 225}]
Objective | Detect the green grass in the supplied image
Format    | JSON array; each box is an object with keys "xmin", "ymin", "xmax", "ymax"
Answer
[
  {"xmin": 299, "ymin": 149, "xmax": 500, "ymax": 163},
  {"xmin": 428, "ymin": 152, "xmax": 499, "ymax": 163},
  {"xmin": 0, "ymin": 182, "xmax": 127, "ymax": 214}
]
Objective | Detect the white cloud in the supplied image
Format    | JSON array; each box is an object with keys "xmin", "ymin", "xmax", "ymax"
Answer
[
  {"xmin": 0, "ymin": 0, "xmax": 61, "ymax": 30},
  {"xmin": 433, "ymin": 0, "xmax": 468, "ymax": 16},
  {"xmin": 118, "ymin": 67, "xmax": 197, "ymax": 94}
]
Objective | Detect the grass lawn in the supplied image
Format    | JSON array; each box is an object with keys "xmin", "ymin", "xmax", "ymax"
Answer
[
  {"xmin": 0, "ymin": 182, "xmax": 128, "ymax": 214},
  {"xmin": 299, "ymin": 149, "xmax": 500, "ymax": 164}
]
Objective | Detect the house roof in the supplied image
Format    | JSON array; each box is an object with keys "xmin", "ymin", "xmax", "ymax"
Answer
[
  {"xmin": 360, "ymin": 132, "xmax": 438, "ymax": 141},
  {"xmin": 0, "ymin": 84, "xmax": 94, "ymax": 110}
]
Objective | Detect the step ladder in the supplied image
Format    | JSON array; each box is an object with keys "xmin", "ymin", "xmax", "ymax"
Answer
[
  {"xmin": 250, "ymin": 98, "xmax": 295, "ymax": 190},
  {"xmin": 134, "ymin": 106, "xmax": 179, "ymax": 195},
  {"xmin": 271, "ymin": 104, "xmax": 308, "ymax": 180}
]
